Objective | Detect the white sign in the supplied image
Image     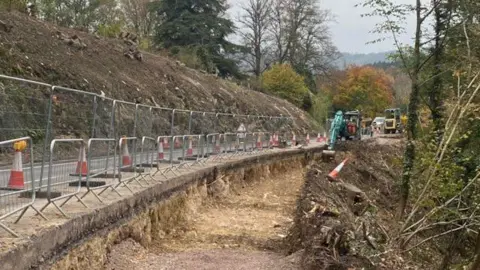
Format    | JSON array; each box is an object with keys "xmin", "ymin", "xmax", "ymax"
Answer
[
  {"xmin": 237, "ymin": 123, "xmax": 246, "ymax": 132},
  {"xmin": 237, "ymin": 123, "xmax": 246, "ymax": 138}
]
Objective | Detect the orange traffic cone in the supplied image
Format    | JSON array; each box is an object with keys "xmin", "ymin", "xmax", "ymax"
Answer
[
  {"xmin": 75, "ymin": 145, "xmax": 88, "ymax": 176},
  {"xmin": 316, "ymin": 133, "xmax": 322, "ymax": 142},
  {"xmin": 121, "ymin": 137, "xmax": 132, "ymax": 166},
  {"xmin": 158, "ymin": 140, "xmax": 165, "ymax": 160},
  {"xmin": 7, "ymin": 140, "xmax": 27, "ymax": 190},
  {"xmin": 327, "ymin": 158, "xmax": 348, "ymax": 181},
  {"xmin": 187, "ymin": 137, "xmax": 193, "ymax": 156},
  {"xmin": 163, "ymin": 137, "xmax": 170, "ymax": 149},
  {"xmin": 175, "ymin": 137, "xmax": 181, "ymax": 148},
  {"xmin": 274, "ymin": 134, "xmax": 279, "ymax": 146},
  {"xmin": 256, "ymin": 133, "xmax": 262, "ymax": 149}
]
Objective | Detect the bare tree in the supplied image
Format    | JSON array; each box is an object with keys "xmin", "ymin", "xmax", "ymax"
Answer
[
  {"xmin": 295, "ymin": 10, "xmax": 339, "ymax": 73},
  {"xmin": 120, "ymin": 0, "xmax": 155, "ymax": 38},
  {"xmin": 268, "ymin": 0, "xmax": 337, "ymax": 72},
  {"xmin": 269, "ymin": 0, "xmax": 286, "ymax": 63},
  {"xmin": 238, "ymin": 0, "xmax": 273, "ymax": 77}
]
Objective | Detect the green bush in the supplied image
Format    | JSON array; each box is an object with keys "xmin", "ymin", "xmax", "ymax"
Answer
[
  {"xmin": 261, "ymin": 63, "xmax": 310, "ymax": 108},
  {"xmin": 97, "ymin": 23, "xmax": 123, "ymax": 38}
]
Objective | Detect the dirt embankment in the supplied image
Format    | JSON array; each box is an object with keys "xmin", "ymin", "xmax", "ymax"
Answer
[
  {"xmin": 0, "ymin": 12, "xmax": 316, "ymax": 137},
  {"xmin": 286, "ymin": 137, "xmax": 412, "ymax": 269}
]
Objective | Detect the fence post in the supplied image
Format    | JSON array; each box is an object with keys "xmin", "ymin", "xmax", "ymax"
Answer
[
  {"xmin": 170, "ymin": 109, "xmax": 176, "ymax": 136},
  {"xmin": 214, "ymin": 113, "xmax": 219, "ymax": 133},
  {"xmin": 38, "ymin": 85, "xmax": 55, "ymax": 191},
  {"xmin": 91, "ymin": 95, "xmax": 98, "ymax": 138},
  {"xmin": 188, "ymin": 111, "xmax": 193, "ymax": 135},
  {"xmin": 148, "ymin": 107, "xmax": 154, "ymax": 137},
  {"xmin": 133, "ymin": 104, "xmax": 139, "ymax": 138}
]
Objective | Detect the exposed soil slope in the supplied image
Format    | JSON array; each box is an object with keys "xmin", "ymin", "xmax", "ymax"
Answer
[
  {"xmin": 0, "ymin": 12, "xmax": 315, "ymax": 135},
  {"xmin": 287, "ymin": 137, "xmax": 414, "ymax": 270}
]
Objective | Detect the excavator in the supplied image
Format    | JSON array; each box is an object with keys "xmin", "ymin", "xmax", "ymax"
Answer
[{"xmin": 323, "ymin": 110, "xmax": 362, "ymax": 159}]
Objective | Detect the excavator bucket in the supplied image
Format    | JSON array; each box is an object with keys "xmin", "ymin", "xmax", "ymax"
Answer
[{"xmin": 322, "ymin": 149, "xmax": 335, "ymax": 161}]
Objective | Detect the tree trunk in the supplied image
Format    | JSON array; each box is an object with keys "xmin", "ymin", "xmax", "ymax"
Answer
[
  {"xmin": 469, "ymin": 232, "xmax": 480, "ymax": 270},
  {"xmin": 255, "ymin": 42, "xmax": 261, "ymax": 77},
  {"xmin": 429, "ymin": 0, "xmax": 446, "ymax": 146},
  {"xmin": 398, "ymin": 0, "xmax": 422, "ymax": 219}
]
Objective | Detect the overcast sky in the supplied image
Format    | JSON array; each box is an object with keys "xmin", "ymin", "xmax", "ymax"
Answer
[{"xmin": 227, "ymin": 0, "xmax": 416, "ymax": 54}]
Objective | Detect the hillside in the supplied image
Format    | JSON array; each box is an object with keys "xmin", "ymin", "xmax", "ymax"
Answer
[
  {"xmin": 334, "ymin": 51, "xmax": 393, "ymax": 69},
  {"xmin": 0, "ymin": 12, "xmax": 317, "ymax": 140}
]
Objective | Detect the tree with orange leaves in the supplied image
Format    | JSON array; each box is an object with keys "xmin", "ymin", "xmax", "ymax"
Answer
[{"xmin": 331, "ymin": 65, "xmax": 394, "ymax": 117}]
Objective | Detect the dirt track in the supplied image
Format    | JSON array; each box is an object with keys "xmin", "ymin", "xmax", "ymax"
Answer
[{"xmin": 106, "ymin": 164, "xmax": 306, "ymax": 269}]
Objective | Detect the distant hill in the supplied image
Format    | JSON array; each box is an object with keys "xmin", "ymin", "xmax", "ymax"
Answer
[{"xmin": 334, "ymin": 51, "xmax": 394, "ymax": 69}]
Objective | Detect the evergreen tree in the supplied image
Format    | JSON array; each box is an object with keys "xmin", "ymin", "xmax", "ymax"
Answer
[{"xmin": 151, "ymin": 0, "xmax": 243, "ymax": 78}]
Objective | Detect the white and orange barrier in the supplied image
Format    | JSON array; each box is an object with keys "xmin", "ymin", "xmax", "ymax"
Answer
[
  {"xmin": 7, "ymin": 140, "xmax": 27, "ymax": 190},
  {"xmin": 327, "ymin": 158, "xmax": 348, "ymax": 181}
]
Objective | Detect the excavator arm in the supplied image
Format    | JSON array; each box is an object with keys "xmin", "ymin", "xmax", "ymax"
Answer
[
  {"xmin": 323, "ymin": 110, "xmax": 344, "ymax": 159},
  {"xmin": 328, "ymin": 111, "xmax": 344, "ymax": 150}
]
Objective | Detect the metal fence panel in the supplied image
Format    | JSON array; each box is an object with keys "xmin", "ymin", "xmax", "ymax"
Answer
[
  {"xmin": 135, "ymin": 105, "xmax": 153, "ymax": 138},
  {"xmin": 50, "ymin": 86, "xmax": 96, "ymax": 141},
  {"xmin": 182, "ymin": 135, "xmax": 204, "ymax": 167},
  {"xmin": 114, "ymin": 137, "xmax": 140, "ymax": 193},
  {"xmin": 151, "ymin": 108, "xmax": 173, "ymax": 137},
  {"xmin": 137, "ymin": 136, "xmax": 156, "ymax": 184},
  {"xmin": 243, "ymin": 133, "xmax": 255, "ymax": 154},
  {"xmin": 40, "ymin": 139, "xmax": 87, "ymax": 218},
  {"xmin": 170, "ymin": 135, "xmax": 187, "ymax": 170},
  {"xmin": 198, "ymin": 112, "xmax": 216, "ymax": 135},
  {"xmin": 92, "ymin": 97, "xmax": 115, "ymax": 138},
  {"xmin": 205, "ymin": 133, "xmax": 221, "ymax": 162},
  {"xmin": 172, "ymin": 110, "xmax": 190, "ymax": 135},
  {"xmin": 0, "ymin": 137, "xmax": 47, "ymax": 237},
  {"xmin": 114, "ymin": 101, "xmax": 136, "ymax": 138},
  {"xmin": 154, "ymin": 136, "xmax": 176, "ymax": 178},
  {"xmin": 81, "ymin": 138, "xmax": 120, "ymax": 204},
  {"xmin": 0, "ymin": 77, "xmax": 51, "ymax": 161},
  {"xmin": 223, "ymin": 133, "xmax": 238, "ymax": 159}
]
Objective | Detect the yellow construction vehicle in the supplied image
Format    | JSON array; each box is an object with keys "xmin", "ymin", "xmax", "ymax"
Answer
[
  {"xmin": 401, "ymin": 114, "xmax": 408, "ymax": 127},
  {"xmin": 384, "ymin": 108, "xmax": 404, "ymax": 134}
]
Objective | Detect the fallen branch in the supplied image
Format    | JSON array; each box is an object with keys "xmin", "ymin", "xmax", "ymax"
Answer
[
  {"xmin": 404, "ymin": 224, "xmax": 467, "ymax": 252},
  {"xmin": 363, "ymin": 222, "xmax": 377, "ymax": 249}
]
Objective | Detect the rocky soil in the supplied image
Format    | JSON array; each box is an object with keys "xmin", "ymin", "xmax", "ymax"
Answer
[{"xmin": 0, "ymin": 11, "xmax": 316, "ymax": 142}]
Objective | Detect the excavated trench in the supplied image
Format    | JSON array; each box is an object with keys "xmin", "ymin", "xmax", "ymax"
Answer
[
  {"xmin": 46, "ymin": 151, "xmax": 320, "ymax": 270},
  {"xmin": 104, "ymin": 162, "xmax": 305, "ymax": 270}
]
